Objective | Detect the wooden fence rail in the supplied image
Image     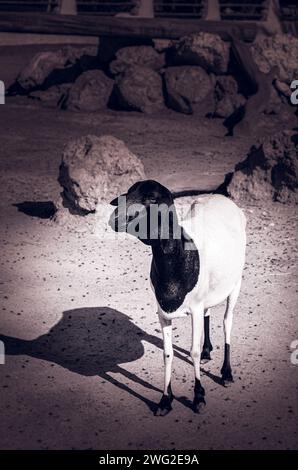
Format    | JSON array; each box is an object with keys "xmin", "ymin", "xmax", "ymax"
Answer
[{"xmin": 0, "ymin": 12, "xmax": 259, "ymax": 40}]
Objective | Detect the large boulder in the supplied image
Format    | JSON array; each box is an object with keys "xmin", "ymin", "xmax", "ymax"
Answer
[
  {"xmin": 164, "ymin": 66, "xmax": 214, "ymax": 115},
  {"xmin": 213, "ymin": 75, "xmax": 246, "ymax": 118},
  {"xmin": 115, "ymin": 65, "xmax": 164, "ymax": 113},
  {"xmin": 110, "ymin": 45, "xmax": 165, "ymax": 75},
  {"xmin": 16, "ymin": 45, "xmax": 98, "ymax": 92},
  {"xmin": 65, "ymin": 70, "xmax": 114, "ymax": 111},
  {"xmin": 59, "ymin": 135, "xmax": 146, "ymax": 213},
  {"xmin": 250, "ymin": 34, "xmax": 298, "ymax": 84},
  {"xmin": 226, "ymin": 131, "xmax": 298, "ymax": 204},
  {"xmin": 171, "ymin": 33, "xmax": 230, "ymax": 74}
]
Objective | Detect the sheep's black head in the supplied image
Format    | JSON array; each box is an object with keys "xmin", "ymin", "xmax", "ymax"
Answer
[{"xmin": 109, "ymin": 180, "xmax": 179, "ymax": 245}]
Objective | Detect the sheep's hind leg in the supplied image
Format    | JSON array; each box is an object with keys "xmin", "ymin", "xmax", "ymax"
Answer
[
  {"xmin": 191, "ymin": 304, "xmax": 206, "ymax": 413},
  {"xmin": 221, "ymin": 280, "xmax": 241, "ymax": 386},
  {"xmin": 201, "ymin": 309, "xmax": 213, "ymax": 363}
]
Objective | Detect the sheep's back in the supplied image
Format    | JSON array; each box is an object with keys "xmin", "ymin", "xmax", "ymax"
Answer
[{"xmin": 181, "ymin": 194, "xmax": 246, "ymax": 307}]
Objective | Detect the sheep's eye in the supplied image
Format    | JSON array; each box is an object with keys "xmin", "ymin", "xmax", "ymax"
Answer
[{"xmin": 148, "ymin": 196, "xmax": 157, "ymax": 204}]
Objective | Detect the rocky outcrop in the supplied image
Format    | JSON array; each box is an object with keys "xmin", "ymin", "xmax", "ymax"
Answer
[
  {"xmin": 110, "ymin": 46, "xmax": 165, "ymax": 75},
  {"xmin": 164, "ymin": 66, "xmax": 213, "ymax": 115},
  {"xmin": 14, "ymin": 33, "xmax": 297, "ymax": 125},
  {"xmin": 58, "ymin": 134, "xmax": 146, "ymax": 214},
  {"xmin": 115, "ymin": 65, "xmax": 164, "ymax": 113},
  {"xmin": 226, "ymin": 131, "xmax": 298, "ymax": 204},
  {"xmin": 65, "ymin": 70, "xmax": 114, "ymax": 112},
  {"xmin": 171, "ymin": 33, "xmax": 230, "ymax": 74}
]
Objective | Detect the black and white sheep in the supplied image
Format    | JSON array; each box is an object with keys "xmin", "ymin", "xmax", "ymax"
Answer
[{"xmin": 109, "ymin": 180, "xmax": 246, "ymax": 416}]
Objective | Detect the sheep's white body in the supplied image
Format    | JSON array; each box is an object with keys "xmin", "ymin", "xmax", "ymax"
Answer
[
  {"xmin": 155, "ymin": 194, "xmax": 246, "ymax": 408},
  {"xmin": 157, "ymin": 194, "xmax": 246, "ymax": 321}
]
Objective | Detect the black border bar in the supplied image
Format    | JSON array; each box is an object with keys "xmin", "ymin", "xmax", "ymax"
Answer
[{"xmin": 0, "ymin": 450, "xmax": 297, "ymax": 466}]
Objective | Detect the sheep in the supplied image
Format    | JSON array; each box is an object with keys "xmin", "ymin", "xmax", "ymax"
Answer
[{"xmin": 109, "ymin": 180, "xmax": 246, "ymax": 416}]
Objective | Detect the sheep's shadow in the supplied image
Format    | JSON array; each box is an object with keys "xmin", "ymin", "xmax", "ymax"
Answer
[
  {"xmin": 0, "ymin": 307, "xmax": 196, "ymax": 412},
  {"xmin": 13, "ymin": 201, "xmax": 56, "ymax": 219}
]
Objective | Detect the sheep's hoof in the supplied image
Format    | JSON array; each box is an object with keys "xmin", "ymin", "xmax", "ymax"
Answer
[
  {"xmin": 220, "ymin": 377, "xmax": 234, "ymax": 387},
  {"xmin": 154, "ymin": 393, "xmax": 174, "ymax": 417},
  {"xmin": 201, "ymin": 348, "xmax": 212, "ymax": 363},
  {"xmin": 201, "ymin": 343, "xmax": 213, "ymax": 363},
  {"xmin": 193, "ymin": 396, "xmax": 206, "ymax": 414},
  {"xmin": 220, "ymin": 369, "xmax": 234, "ymax": 387},
  {"xmin": 193, "ymin": 379, "xmax": 206, "ymax": 413}
]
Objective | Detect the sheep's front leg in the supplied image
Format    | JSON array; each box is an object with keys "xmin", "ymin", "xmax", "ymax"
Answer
[
  {"xmin": 155, "ymin": 313, "xmax": 174, "ymax": 417},
  {"xmin": 191, "ymin": 306, "xmax": 206, "ymax": 413}
]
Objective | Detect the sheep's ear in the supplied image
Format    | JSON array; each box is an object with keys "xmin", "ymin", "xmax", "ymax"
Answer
[
  {"xmin": 110, "ymin": 197, "xmax": 119, "ymax": 206},
  {"xmin": 110, "ymin": 193, "xmax": 127, "ymax": 206}
]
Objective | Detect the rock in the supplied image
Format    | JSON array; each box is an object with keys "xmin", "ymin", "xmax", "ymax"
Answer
[
  {"xmin": 59, "ymin": 135, "xmax": 146, "ymax": 213},
  {"xmin": 110, "ymin": 46, "xmax": 165, "ymax": 75},
  {"xmin": 215, "ymin": 95, "xmax": 245, "ymax": 119},
  {"xmin": 263, "ymin": 85, "xmax": 287, "ymax": 115},
  {"xmin": 65, "ymin": 70, "xmax": 114, "ymax": 112},
  {"xmin": 16, "ymin": 45, "xmax": 98, "ymax": 91},
  {"xmin": 99, "ymin": 36, "xmax": 153, "ymax": 64},
  {"xmin": 164, "ymin": 66, "xmax": 213, "ymax": 115},
  {"xmin": 171, "ymin": 33, "xmax": 230, "ymax": 74},
  {"xmin": 250, "ymin": 34, "xmax": 298, "ymax": 84},
  {"xmin": 275, "ymin": 79, "xmax": 292, "ymax": 98},
  {"xmin": 115, "ymin": 65, "xmax": 164, "ymax": 113},
  {"xmin": 213, "ymin": 76, "xmax": 246, "ymax": 118},
  {"xmin": 226, "ymin": 131, "xmax": 298, "ymax": 204},
  {"xmin": 29, "ymin": 84, "xmax": 70, "ymax": 108}
]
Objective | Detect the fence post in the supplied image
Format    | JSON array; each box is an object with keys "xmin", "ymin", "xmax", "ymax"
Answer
[
  {"xmin": 0, "ymin": 340, "xmax": 4, "ymax": 364},
  {"xmin": 59, "ymin": 0, "xmax": 77, "ymax": 15},
  {"xmin": 137, "ymin": 0, "xmax": 154, "ymax": 18},
  {"xmin": 0, "ymin": 81, "xmax": 5, "ymax": 105},
  {"xmin": 263, "ymin": 0, "xmax": 282, "ymax": 34},
  {"xmin": 205, "ymin": 0, "xmax": 220, "ymax": 20}
]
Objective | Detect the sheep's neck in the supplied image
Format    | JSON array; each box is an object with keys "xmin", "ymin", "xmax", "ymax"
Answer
[{"xmin": 150, "ymin": 230, "xmax": 200, "ymax": 313}]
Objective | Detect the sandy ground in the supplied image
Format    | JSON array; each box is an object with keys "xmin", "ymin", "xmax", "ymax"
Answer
[{"xmin": 0, "ymin": 98, "xmax": 297, "ymax": 450}]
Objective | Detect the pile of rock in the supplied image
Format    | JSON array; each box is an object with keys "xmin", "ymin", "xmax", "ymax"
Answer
[
  {"xmin": 11, "ymin": 32, "xmax": 297, "ymax": 120},
  {"xmin": 11, "ymin": 34, "xmax": 246, "ymax": 118},
  {"xmin": 225, "ymin": 130, "xmax": 298, "ymax": 204}
]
